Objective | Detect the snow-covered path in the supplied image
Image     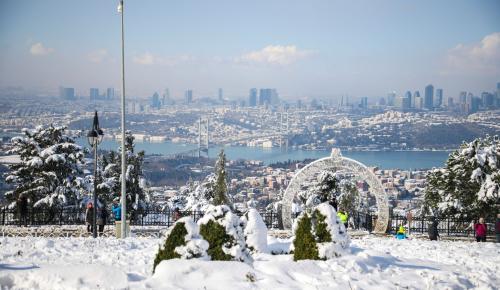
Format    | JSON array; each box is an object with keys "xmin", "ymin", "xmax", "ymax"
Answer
[{"xmin": 0, "ymin": 235, "xmax": 498, "ymax": 289}]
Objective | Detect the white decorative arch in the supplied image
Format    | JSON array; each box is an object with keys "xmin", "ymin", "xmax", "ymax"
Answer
[{"xmin": 281, "ymin": 149, "xmax": 389, "ymax": 234}]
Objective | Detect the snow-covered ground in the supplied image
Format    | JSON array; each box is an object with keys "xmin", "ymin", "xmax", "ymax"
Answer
[{"xmin": 0, "ymin": 235, "xmax": 498, "ymax": 290}]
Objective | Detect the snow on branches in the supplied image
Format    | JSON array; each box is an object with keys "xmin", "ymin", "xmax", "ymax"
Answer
[
  {"xmin": 4, "ymin": 125, "xmax": 85, "ymax": 208},
  {"xmin": 424, "ymin": 135, "xmax": 500, "ymax": 217}
]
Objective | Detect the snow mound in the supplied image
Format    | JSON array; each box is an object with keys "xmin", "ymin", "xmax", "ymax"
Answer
[{"xmin": 242, "ymin": 209, "xmax": 268, "ymax": 254}]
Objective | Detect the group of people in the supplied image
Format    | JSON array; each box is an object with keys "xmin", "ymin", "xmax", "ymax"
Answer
[
  {"xmin": 397, "ymin": 215, "xmax": 500, "ymax": 243},
  {"xmin": 85, "ymin": 199, "xmax": 122, "ymax": 235}
]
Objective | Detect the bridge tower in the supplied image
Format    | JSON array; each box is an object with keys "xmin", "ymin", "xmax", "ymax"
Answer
[
  {"xmin": 279, "ymin": 112, "xmax": 289, "ymax": 150},
  {"xmin": 198, "ymin": 117, "xmax": 209, "ymax": 158}
]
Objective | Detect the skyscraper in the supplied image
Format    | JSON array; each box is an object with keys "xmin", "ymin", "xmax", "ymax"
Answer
[
  {"xmin": 360, "ymin": 97, "xmax": 368, "ymax": 109},
  {"xmin": 151, "ymin": 92, "xmax": 161, "ymax": 109},
  {"xmin": 106, "ymin": 88, "xmax": 114, "ymax": 100},
  {"xmin": 218, "ymin": 88, "xmax": 223, "ymax": 101},
  {"xmin": 387, "ymin": 92, "xmax": 396, "ymax": 106},
  {"xmin": 424, "ymin": 84, "xmax": 434, "ymax": 109},
  {"xmin": 248, "ymin": 88, "xmax": 257, "ymax": 107},
  {"xmin": 404, "ymin": 91, "xmax": 412, "ymax": 108},
  {"xmin": 259, "ymin": 88, "xmax": 277, "ymax": 106},
  {"xmin": 185, "ymin": 90, "xmax": 193, "ymax": 104},
  {"xmin": 435, "ymin": 89, "xmax": 443, "ymax": 108},
  {"xmin": 60, "ymin": 87, "xmax": 75, "ymax": 100},
  {"xmin": 90, "ymin": 88, "xmax": 99, "ymax": 100}
]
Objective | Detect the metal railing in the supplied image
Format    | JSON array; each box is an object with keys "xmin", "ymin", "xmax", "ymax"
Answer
[
  {"xmin": 2, "ymin": 207, "xmax": 496, "ymax": 238},
  {"xmin": 0, "ymin": 207, "xmax": 283, "ymax": 229},
  {"xmin": 389, "ymin": 214, "xmax": 497, "ymax": 237}
]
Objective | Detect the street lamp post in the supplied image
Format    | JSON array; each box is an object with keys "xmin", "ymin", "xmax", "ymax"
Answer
[
  {"xmin": 87, "ymin": 110, "xmax": 104, "ymax": 238},
  {"xmin": 118, "ymin": 0, "xmax": 127, "ymax": 238}
]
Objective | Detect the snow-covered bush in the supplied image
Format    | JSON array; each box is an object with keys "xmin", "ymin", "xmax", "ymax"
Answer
[
  {"xmin": 312, "ymin": 203, "xmax": 350, "ymax": 259},
  {"xmin": 242, "ymin": 209, "xmax": 268, "ymax": 254},
  {"xmin": 424, "ymin": 136, "xmax": 500, "ymax": 217},
  {"xmin": 153, "ymin": 217, "xmax": 208, "ymax": 272},
  {"xmin": 198, "ymin": 205, "xmax": 252, "ymax": 263},
  {"xmin": 293, "ymin": 203, "xmax": 349, "ymax": 261}
]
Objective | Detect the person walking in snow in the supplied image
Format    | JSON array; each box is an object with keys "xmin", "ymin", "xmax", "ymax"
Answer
[
  {"xmin": 474, "ymin": 217, "xmax": 487, "ymax": 242},
  {"xmin": 112, "ymin": 199, "xmax": 121, "ymax": 221},
  {"xmin": 85, "ymin": 202, "xmax": 94, "ymax": 233},
  {"xmin": 428, "ymin": 217, "xmax": 439, "ymax": 241},
  {"xmin": 496, "ymin": 214, "xmax": 500, "ymax": 243},
  {"xmin": 17, "ymin": 195, "xmax": 28, "ymax": 227},
  {"xmin": 173, "ymin": 207, "xmax": 181, "ymax": 222},
  {"xmin": 396, "ymin": 223, "xmax": 406, "ymax": 239},
  {"xmin": 97, "ymin": 205, "xmax": 109, "ymax": 236},
  {"xmin": 337, "ymin": 210, "xmax": 348, "ymax": 229}
]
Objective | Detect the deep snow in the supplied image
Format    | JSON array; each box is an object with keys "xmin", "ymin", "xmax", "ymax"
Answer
[{"xmin": 0, "ymin": 235, "xmax": 498, "ymax": 290}]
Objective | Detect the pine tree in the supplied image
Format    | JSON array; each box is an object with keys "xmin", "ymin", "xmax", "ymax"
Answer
[
  {"xmin": 423, "ymin": 136, "xmax": 500, "ymax": 218},
  {"xmin": 102, "ymin": 131, "xmax": 148, "ymax": 216},
  {"xmin": 213, "ymin": 150, "xmax": 231, "ymax": 207},
  {"xmin": 4, "ymin": 125, "xmax": 85, "ymax": 209},
  {"xmin": 293, "ymin": 213, "xmax": 319, "ymax": 261}
]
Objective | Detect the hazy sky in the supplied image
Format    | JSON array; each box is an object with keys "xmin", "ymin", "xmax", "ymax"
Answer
[{"xmin": 0, "ymin": 0, "xmax": 499, "ymax": 100}]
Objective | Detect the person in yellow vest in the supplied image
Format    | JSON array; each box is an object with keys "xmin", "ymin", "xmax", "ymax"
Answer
[
  {"xmin": 396, "ymin": 223, "xmax": 406, "ymax": 239},
  {"xmin": 337, "ymin": 210, "xmax": 349, "ymax": 229}
]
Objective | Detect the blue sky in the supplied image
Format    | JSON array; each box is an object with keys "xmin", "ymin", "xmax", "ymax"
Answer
[{"xmin": 0, "ymin": 0, "xmax": 499, "ymax": 100}]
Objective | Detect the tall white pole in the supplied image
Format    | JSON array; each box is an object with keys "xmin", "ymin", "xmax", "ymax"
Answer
[{"xmin": 119, "ymin": 0, "xmax": 127, "ymax": 238}]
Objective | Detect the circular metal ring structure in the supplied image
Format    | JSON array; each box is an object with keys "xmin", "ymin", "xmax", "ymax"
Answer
[{"xmin": 281, "ymin": 149, "xmax": 389, "ymax": 234}]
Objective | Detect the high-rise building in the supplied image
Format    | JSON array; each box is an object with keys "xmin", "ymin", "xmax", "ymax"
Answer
[
  {"xmin": 258, "ymin": 88, "xmax": 277, "ymax": 106},
  {"xmin": 151, "ymin": 92, "xmax": 161, "ymax": 109},
  {"xmin": 248, "ymin": 88, "xmax": 257, "ymax": 107},
  {"xmin": 481, "ymin": 92, "xmax": 494, "ymax": 108},
  {"xmin": 404, "ymin": 91, "xmax": 412, "ymax": 108},
  {"xmin": 218, "ymin": 88, "xmax": 223, "ymax": 101},
  {"xmin": 185, "ymin": 90, "xmax": 193, "ymax": 104},
  {"xmin": 434, "ymin": 89, "xmax": 443, "ymax": 108},
  {"xmin": 360, "ymin": 97, "xmax": 368, "ymax": 109},
  {"xmin": 387, "ymin": 92, "xmax": 396, "ymax": 106},
  {"xmin": 106, "ymin": 88, "xmax": 114, "ymax": 100},
  {"xmin": 459, "ymin": 91, "xmax": 467, "ymax": 104},
  {"xmin": 414, "ymin": 96, "xmax": 423, "ymax": 109},
  {"xmin": 90, "ymin": 88, "xmax": 99, "ymax": 100},
  {"xmin": 399, "ymin": 95, "xmax": 411, "ymax": 110},
  {"xmin": 60, "ymin": 87, "xmax": 75, "ymax": 100},
  {"xmin": 424, "ymin": 84, "xmax": 434, "ymax": 109},
  {"xmin": 496, "ymin": 82, "xmax": 500, "ymax": 107}
]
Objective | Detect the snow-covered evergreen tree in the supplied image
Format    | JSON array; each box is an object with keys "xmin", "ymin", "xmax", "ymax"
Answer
[
  {"xmin": 293, "ymin": 202, "xmax": 349, "ymax": 260},
  {"xmin": 198, "ymin": 205, "xmax": 252, "ymax": 263},
  {"xmin": 175, "ymin": 150, "xmax": 232, "ymax": 211},
  {"xmin": 92, "ymin": 132, "xmax": 148, "ymax": 215},
  {"xmin": 4, "ymin": 125, "xmax": 85, "ymax": 209},
  {"xmin": 424, "ymin": 136, "xmax": 500, "ymax": 218},
  {"xmin": 213, "ymin": 150, "xmax": 231, "ymax": 207},
  {"xmin": 296, "ymin": 170, "xmax": 360, "ymax": 213}
]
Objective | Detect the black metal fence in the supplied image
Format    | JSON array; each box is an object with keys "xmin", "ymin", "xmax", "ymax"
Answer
[
  {"xmin": 389, "ymin": 214, "xmax": 497, "ymax": 237},
  {"xmin": 1, "ymin": 207, "xmax": 496, "ymax": 238},
  {"xmin": 0, "ymin": 207, "xmax": 282, "ymax": 229}
]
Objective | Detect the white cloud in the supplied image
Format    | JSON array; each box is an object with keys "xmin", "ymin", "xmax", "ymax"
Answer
[
  {"xmin": 133, "ymin": 52, "xmax": 195, "ymax": 66},
  {"xmin": 30, "ymin": 42, "xmax": 54, "ymax": 56},
  {"xmin": 87, "ymin": 49, "xmax": 108, "ymax": 63},
  {"xmin": 442, "ymin": 32, "xmax": 500, "ymax": 75},
  {"xmin": 236, "ymin": 45, "xmax": 313, "ymax": 65},
  {"xmin": 133, "ymin": 52, "xmax": 155, "ymax": 65}
]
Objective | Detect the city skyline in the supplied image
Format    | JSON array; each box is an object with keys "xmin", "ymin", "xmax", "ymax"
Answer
[{"xmin": 0, "ymin": 0, "xmax": 499, "ymax": 99}]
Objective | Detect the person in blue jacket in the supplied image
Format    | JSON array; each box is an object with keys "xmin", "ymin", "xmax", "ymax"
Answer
[{"xmin": 112, "ymin": 199, "xmax": 121, "ymax": 221}]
